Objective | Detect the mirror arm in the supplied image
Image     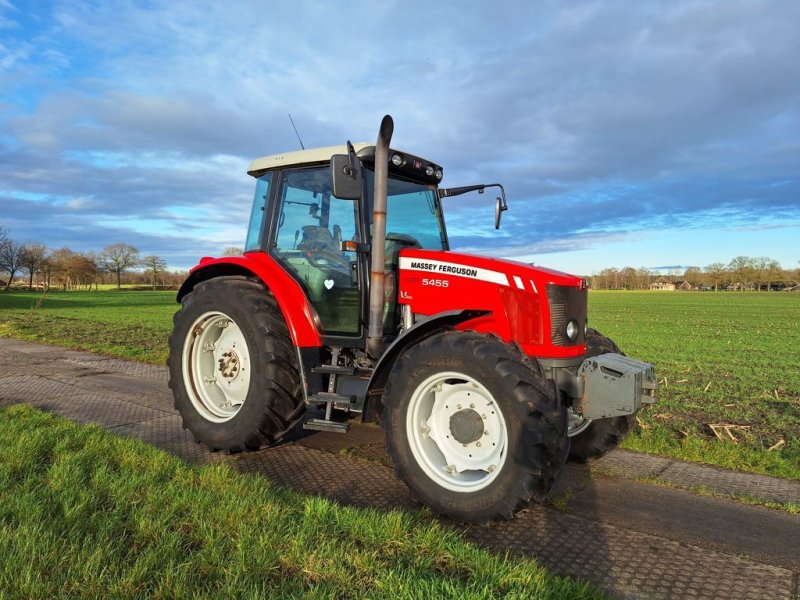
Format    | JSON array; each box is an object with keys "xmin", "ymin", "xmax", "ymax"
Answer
[{"xmin": 345, "ymin": 141, "xmax": 357, "ymax": 176}]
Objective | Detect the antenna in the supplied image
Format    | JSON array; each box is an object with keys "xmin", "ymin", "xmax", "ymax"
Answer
[{"xmin": 288, "ymin": 113, "xmax": 305, "ymax": 150}]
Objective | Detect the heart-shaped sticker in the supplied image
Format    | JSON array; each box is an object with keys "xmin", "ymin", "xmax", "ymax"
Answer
[{"xmin": 324, "ymin": 279, "xmax": 334, "ymax": 290}]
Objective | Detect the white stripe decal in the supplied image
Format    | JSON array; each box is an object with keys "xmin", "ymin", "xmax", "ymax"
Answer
[
  {"xmin": 529, "ymin": 279, "xmax": 538, "ymax": 294},
  {"xmin": 513, "ymin": 275, "xmax": 524, "ymax": 290},
  {"xmin": 399, "ymin": 257, "xmax": 509, "ymax": 286}
]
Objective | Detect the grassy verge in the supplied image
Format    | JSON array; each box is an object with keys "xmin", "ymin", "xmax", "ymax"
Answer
[{"xmin": 0, "ymin": 405, "xmax": 602, "ymax": 599}]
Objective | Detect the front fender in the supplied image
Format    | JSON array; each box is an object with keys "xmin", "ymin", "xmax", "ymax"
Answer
[{"xmin": 361, "ymin": 309, "xmax": 489, "ymax": 422}]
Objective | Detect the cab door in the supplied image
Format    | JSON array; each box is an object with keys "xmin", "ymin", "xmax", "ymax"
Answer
[{"xmin": 269, "ymin": 166, "xmax": 362, "ymax": 337}]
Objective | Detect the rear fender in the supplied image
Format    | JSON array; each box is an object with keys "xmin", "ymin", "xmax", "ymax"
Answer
[
  {"xmin": 177, "ymin": 252, "xmax": 322, "ymax": 348},
  {"xmin": 361, "ymin": 309, "xmax": 489, "ymax": 422}
]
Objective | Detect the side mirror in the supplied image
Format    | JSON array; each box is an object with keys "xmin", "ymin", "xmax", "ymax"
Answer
[
  {"xmin": 494, "ymin": 195, "xmax": 508, "ymax": 229},
  {"xmin": 331, "ymin": 141, "xmax": 362, "ymax": 199}
]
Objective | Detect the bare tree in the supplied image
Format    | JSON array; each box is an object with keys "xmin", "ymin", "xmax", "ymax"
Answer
[
  {"xmin": 728, "ymin": 256, "xmax": 755, "ymax": 291},
  {"xmin": 99, "ymin": 243, "xmax": 140, "ymax": 290},
  {"xmin": 0, "ymin": 235, "xmax": 26, "ymax": 290},
  {"xmin": 682, "ymin": 266, "xmax": 703, "ymax": 289},
  {"xmin": 142, "ymin": 255, "xmax": 168, "ymax": 290},
  {"xmin": 704, "ymin": 263, "xmax": 728, "ymax": 292},
  {"xmin": 222, "ymin": 247, "xmax": 244, "ymax": 256},
  {"xmin": 20, "ymin": 243, "xmax": 47, "ymax": 290},
  {"xmin": 752, "ymin": 256, "xmax": 781, "ymax": 291}
]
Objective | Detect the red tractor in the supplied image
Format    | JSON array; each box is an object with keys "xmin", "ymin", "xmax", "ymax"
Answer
[{"xmin": 168, "ymin": 116, "xmax": 657, "ymax": 522}]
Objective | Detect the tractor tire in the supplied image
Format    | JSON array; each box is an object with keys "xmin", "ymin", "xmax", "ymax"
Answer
[
  {"xmin": 567, "ymin": 328, "xmax": 635, "ymax": 462},
  {"xmin": 382, "ymin": 330, "xmax": 568, "ymax": 523},
  {"xmin": 167, "ymin": 276, "xmax": 305, "ymax": 452}
]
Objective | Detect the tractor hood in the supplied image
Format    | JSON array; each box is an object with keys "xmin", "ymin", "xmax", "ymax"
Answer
[
  {"xmin": 397, "ymin": 249, "xmax": 585, "ymax": 293},
  {"xmin": 397, "ymin": 248, "xmax": 587, "ymax": 359}
]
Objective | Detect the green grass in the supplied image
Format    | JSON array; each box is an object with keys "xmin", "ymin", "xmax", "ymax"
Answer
[
  {"xmin": 0, "ymin": 290, "xmax": 175, "ymax": 363},
  {"xmin": 0, "ymin": 289, "xmax": 798, "ymax": 479},
  {"xmin": 0, "ymin": 405, "xmax": 602, "ymax": 599},
  {"xmin": 589, "ymin": 291, "xmax": 800, "ymax": 479}
]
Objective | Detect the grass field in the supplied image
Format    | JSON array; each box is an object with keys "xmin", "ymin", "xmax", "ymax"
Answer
[
  {"xmin": 588, "ymin": 291, "xmax": 800, "ymax": 479},
  {"xmin": 0, "ymin": 405, "xmax": 601, "ymax": 599},
  {"xmin": 0, "ymin": 289, "xmax": 798, "ymax": 479}
]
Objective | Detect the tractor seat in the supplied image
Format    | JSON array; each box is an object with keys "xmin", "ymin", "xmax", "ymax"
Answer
[{"xmin": 297, "ymin": 226, "xmax": 339, "ymax": 253}]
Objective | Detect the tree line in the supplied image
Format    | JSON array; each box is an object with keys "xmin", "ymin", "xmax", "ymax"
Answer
[
  {"xmin": 589, "ymin": 256, "xmax": 800, "ymax": 291},
  {"xmin": 0, "ymin": 227, "xmax": 190, "ymax": 291}
]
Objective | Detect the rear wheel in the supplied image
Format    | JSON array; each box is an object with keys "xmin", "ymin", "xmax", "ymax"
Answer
[
  {"xmin": 168, "ymin": 276, "xmax": 305, "ymax": 452},
  {"xmin": 383, "ymin": 331, "xmax": 568, "ymax": 522},
  {"xmin": 568, "ymin": 328, "xmax": 635, "ymax": 462}
]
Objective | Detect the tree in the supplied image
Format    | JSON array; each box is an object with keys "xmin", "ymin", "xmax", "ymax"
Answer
[
  {"xmin": 0, "ymin": 234, "xmax": 25, "ymax": 290},
  {"xmin": 704, "ymin": 263, "xmax": 728, "ymax": 292},
  {"xmin": 142, "ymin": 255, "xmax": 167, "ymax": 290},
  {"xmin": 222, "ymin": 247, "xmax": 244, "ymax": 256},
  {"xmin": 20, "ymin": 243, "xmax": 47, "ymax": 290},
  {"xmin": 99, "ymin": 243, "xmax": 140, "ymax": 290},
  {"xmin": 727, "ymin": 256, "xmax": 755, "ymax": 291},
  {"xmin": 682, "ymin": 266, "xmax": 703, "ymax": 289},
  {"xmin": 752, "ymin": 256, "xmax": 781, "ymax": 291}
]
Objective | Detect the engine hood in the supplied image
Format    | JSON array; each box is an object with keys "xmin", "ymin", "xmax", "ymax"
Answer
[{"xmin": 398, "ymin": 249, "xmax": 585, "ymax": 292}]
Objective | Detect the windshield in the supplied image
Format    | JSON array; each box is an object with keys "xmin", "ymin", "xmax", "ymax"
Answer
[{"xmin": 365, "ymin": 170, "xmax": 447, "ymax": 250}]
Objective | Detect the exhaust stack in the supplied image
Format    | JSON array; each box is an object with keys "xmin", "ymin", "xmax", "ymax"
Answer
[{"xmin": 366, "ymin": 115, "xmax": 394, "ymax": 358}]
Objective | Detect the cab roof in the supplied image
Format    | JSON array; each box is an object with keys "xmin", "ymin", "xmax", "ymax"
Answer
[{"xmin": 247, "ymin": 143, "xmax": 372, "ymax": 176}]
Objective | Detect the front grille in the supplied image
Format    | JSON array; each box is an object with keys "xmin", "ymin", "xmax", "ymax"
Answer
[{"xmin": 546, "ymin": 284, "xmax": 587, "ymax": 346}]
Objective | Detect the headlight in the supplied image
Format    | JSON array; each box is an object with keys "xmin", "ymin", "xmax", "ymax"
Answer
[
  {"xmin": 435, "ymin": 169, "xmax": 443, "ymax": 180},
  {"xmin": 391, "ymin": 153, "xmax": 404, "ymax": 166},
  {"xmin": 425, "ymin": 165, "xmax": 435, "ymax": 176},
  {"xmin": 565, "ymin": 320, "xmax": 579, "ymax": 342}
]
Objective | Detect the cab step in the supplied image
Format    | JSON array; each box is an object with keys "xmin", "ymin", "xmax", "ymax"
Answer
[
  {"xmin": 307, "ymin": 392, "xmax": 355, "ymax": 405},
  {"xmin": 310, "ymin": 365, "xmax": 355, "ymax": 375},
  {"xmin": 303, "ymin": 418, "xmax": 350, "ymax": 433},
  {"xmin": 302, "ymin": 392, "xmax": 355, "ymax": 434}
]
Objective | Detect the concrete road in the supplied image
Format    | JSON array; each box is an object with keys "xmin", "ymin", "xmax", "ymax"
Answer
[{"xmin": 1, "ymin": 338, "xmax": 798, "ymax": 599}]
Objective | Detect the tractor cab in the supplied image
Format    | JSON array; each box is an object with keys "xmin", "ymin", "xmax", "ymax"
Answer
[{"xmin": 244, "ymin": 143, "xmax": 452, "ymax": 344}]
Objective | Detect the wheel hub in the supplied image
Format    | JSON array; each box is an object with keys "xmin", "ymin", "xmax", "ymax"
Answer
[
  {"xmin": 449, "ymin": 409, "xmax": 484, "ymax": 444},
  {"xmin": 218, "ymin": 351, "xmax": 240, "ymax": 380}
]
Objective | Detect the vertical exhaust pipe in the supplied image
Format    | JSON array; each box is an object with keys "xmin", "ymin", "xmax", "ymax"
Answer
[{"xmin": 367, "ymin": 115, "xmax": 394, "ymax": 358}]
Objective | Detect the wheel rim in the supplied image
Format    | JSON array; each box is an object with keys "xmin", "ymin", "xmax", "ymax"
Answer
[
  {"xmin": 567, "ymin": 408, "xmax": 592, "ymax": 437},
  {"xmin": 182, "ymin": 311, "xmax": 251, "ymax": 423},
  {"xmin": 406, "ymin": 371, "xmax": 507, "ymax": 493}
]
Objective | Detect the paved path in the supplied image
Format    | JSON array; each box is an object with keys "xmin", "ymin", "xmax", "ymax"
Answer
[{"xmin": 1, "ymin": 338, "xmax": 798, "ymax": 600}]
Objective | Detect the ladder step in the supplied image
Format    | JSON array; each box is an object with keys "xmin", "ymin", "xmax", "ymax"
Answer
[
  {"xmin": 303, "ymin": 418, "xmax": 350, "ymax": 434},
  {"xmin": 308, "ymin": 392, "xmax": 355, "ymax": 405},
  {"xmin": 311, "ymin": 365, "xmax": 355, "ymax": 375}
]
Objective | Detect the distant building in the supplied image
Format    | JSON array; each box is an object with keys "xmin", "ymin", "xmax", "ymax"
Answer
[
  {"xmin": 649, "ymin": 278, "xmax": 694, "ymax": 291},
  {"xmin": 649, "ymin": 278, "xmax": 675, "ymax": 291}
]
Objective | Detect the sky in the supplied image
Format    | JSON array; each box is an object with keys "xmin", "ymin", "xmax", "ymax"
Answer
[{"xmin": 1, "ymin": 0, "xmax": 798, "ymax": 275}]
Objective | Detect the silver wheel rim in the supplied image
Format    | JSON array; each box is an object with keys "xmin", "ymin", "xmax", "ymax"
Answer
[
  {"xmin": 182, "ymin": 311, "xmax": 251, "ymax": 423},
  {"xmin": 567, "ymin": 408, "xmax": 592, "ymax": 437},
  {"xmin": 406, "ymin": 371, "xmax": 507, "ymax": 493}
]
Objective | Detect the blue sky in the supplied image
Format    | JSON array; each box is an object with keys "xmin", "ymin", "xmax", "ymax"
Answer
[{"xmin": 1, "ymin": 0, "xmax": 798, "ymax": 274}]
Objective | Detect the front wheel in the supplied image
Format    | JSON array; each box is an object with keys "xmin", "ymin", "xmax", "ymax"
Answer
[{"xmin": 383, "ymin": 331, "xmax": 568, "ymax": 522}]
